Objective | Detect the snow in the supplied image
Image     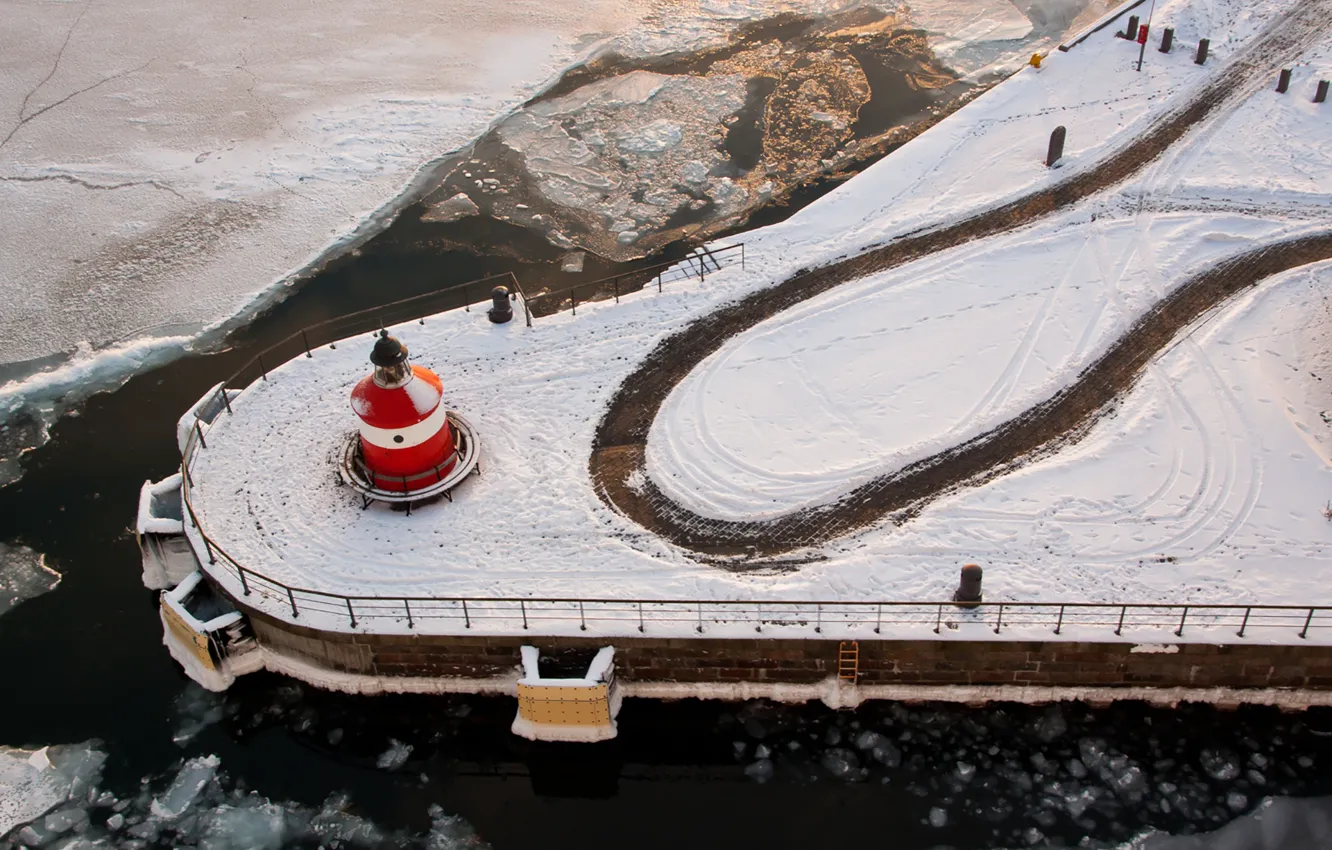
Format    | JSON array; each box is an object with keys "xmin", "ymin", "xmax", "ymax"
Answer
[
  {"xmin": 182, "ymin": 0, "xmax": 1332, "ymax": 641},
  {"xmin": 0, "ymin": 541, "xmax": 60, "ymax": 618},
  {"xmin": 137, "ymin": 473, "xmax": 184, "ymax": 536},
  {"xmin": 518, "ymin": 645, "xmax": 616, "ymax": 685}
]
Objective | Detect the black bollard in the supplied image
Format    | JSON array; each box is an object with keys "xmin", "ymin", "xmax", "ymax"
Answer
[
  {"xmin": 1123, "ymin": 14, "xmax": 1139, "ymax": 39},
  {"xmin": 1160, "ymin": 27, "xmax": 1174, "ymax": 53},
  {"xmin": 488, "ymin": 285, "xmax": 513, "ymax": 324},
  {"xmin": 1195, "ymin": 38, "xmax": 1209, "ymax": 65},
  {"xmin": 1316, "ymin": 80, "xmax": 1329, "ymax": 103},
  {"xmin": 954, "ymin": 564, "xmax": 983, "ymax": 609},
  {"xmin": 1277, "ymin": 69, "xmax": 1292, "ymax": 93},
  {"xmin": 1046, "ymin": 125, "xmax": 1066, "ymax": 168}
]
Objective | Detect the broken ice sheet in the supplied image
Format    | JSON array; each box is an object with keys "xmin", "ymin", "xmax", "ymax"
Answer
[{"xmin": 0, "ymin": 542, "xmax": 61, "ymax": 617}]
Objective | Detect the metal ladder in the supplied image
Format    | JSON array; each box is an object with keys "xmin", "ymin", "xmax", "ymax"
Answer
[{"xmin": 837, "ymin": 641, "xmax": 859, "ymax": 682}]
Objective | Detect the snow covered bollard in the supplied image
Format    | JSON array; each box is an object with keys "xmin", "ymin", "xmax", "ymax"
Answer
[
  {"xmin": 1277, "ymin": 69, "xmax": 1292, "ymax": 94},
  {"xmin": 488, "ymin": 285, "xmax": 513, "ymax": 324},
  {"xmin": 954, "ymin": 563, "xmax": 983, "ymax": 609},
  {"xmin": 1195, "ymin": 39, "xmax": 1209, "ymax": 65},
  {"xmin": 1046, "ymin": 126, "xmax": 1066, "ymax": 168},
  {"xmin": 1315, "ymin": 80, "xmax": 1329, "ymax": 104}
]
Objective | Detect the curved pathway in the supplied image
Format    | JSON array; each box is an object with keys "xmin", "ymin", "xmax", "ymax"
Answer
[{"xmin": 590, "ymin": 0, "xmax": 1332, "ymax": 557}]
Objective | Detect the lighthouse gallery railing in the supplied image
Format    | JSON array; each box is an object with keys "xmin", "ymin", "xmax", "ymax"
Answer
[{"xmin": 177, "ymin": 248, "xmax": 1331, "ymax": 642}]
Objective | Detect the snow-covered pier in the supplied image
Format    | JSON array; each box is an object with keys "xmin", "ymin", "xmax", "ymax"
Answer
[{"xmin": 138, "ymin": 0, "xmax": 1332, "ymax": 738}]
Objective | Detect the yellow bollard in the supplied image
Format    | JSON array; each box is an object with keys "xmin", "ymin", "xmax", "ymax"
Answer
[{"xmin": 1029, "ymin": 53, "xmax": 1043, "ymax": 68}]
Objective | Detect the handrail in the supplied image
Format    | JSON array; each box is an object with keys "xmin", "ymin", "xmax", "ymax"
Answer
[
  {"xmin": 180, "ymin": 464, "xmax": 1332, "ymax": 640},
  {"xmin": 525, "ymin": 243, "xmax": 745, "ymax": 316}
]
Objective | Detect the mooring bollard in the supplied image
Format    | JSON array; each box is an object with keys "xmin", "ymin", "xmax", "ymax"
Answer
[
  {"xmin": 1160, "ymin": 27, "xmax": 1174, "ymax": 53},
  {"xmin": 1195, "ymin": 38, "xmax": 1209, "ymax": 65},
  {"xmin": 1046, "ymin": 125, "xmax": 1067, "ymax": 168},
  {"xmin": 1277, "ymin": 69, "xmax": 1292, "ymax": 94},
  {"xmin": 488, "ymin": 285, "xmax": 513, "ymax": 324},
  {"xmin": 954, "ymin": 564, "xmax": 983, "ymax": 609},
  {"xmin": 1123, "ymin": 14, "xmax": 1139, "ymax": 39},
  {"xmin": 1315, "ymin": 80, "xmax": 1329, "ymax": 103}
]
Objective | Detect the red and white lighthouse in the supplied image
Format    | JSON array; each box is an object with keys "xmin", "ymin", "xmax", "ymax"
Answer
[{"xmin": 349, "ymin": 331, "xmax": 458, "ymax": 493}]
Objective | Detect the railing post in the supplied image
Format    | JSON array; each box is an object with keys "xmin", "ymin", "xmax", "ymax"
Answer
[
  {"xmin": 1115, "ymin": 606, "xmax": 1127, "ymax": 636},
  {"xmin": 259, "ymin": 354, "xmax": 267, "ymax": 381},
  {"xmin": 657, "ymin": 271, "xmax": 663, "ymax": 293},
  {"xmin": 814, "ymin": 603, "xmax": 822, "ymax": 634},
  {"xmin": 1237, "ymin": 607, "xmax": 1251, "ymax": 638},
  {"xmin": 462, "ymin": 599, "xmax": 471, "ymax": 629},
  {"xmin": 934, "ymin": 603, "xmax": 943, "ymax": 634},
  {"xmin": 301, "ymin": 330, "xmax": 313, "ymax": 358},
  {"xmin": 993, "ymin": 603, "xmax": 1004, "ymax": 634},
  {"xmin": 638, "ymin": 601, "xmax": 645, "ymax": 633},
  {"xmin": 346, "ymin": 598, "xmax": 357, "ymax": 629},
  {"xmin": 287, "ymin": 587, "xmax": 298, "ymax": 618},
  {"xmin": 613, "ymin": 277, "xmax": 620, "ymax": 304},
  {"xmin": 195, "ymin": 419, "xmax": 207, "ymax": 450},
  {"xmin": 404, "ymin": 598, "xmax": 413, "ymax": 629},
  {"xmin": 755, "ymin": 602, "xmax": 762, "ymax": 633},
  {"xmin": 520, "ymin": 599, "xmax": 528, "ymax": 630},
  {"xmin": 1054, "ymin": 605, "xmax": 1065, "ymax": 635},
  {"xmin": 1174, "ymin": 606, "xmax": 1189, "ymax": 637},
  {"xmin": 201, "ymin": 534, "xmax": 217, "ymax": 565},
  {"xmin": 874, "ymin": 603, "xmax": 882, "ymax": 635},
  {"xmin": 464, "ymin": 285, "xmax": 470, "ymax": 312},
  {"xmin": 1301, "ymin": 607, "xmax": 1316, "ymax": 639},
  {"xmin": 579, "ymin": 601, "xmax": 587, "ymax": 632},
  {"xmin": 219, "ymin": 386, "xmax": 232, "ymax": 415},
  {"xmin": 696, "ymin": 601, "xmax": 704, "ymax": 634},
  {"xmin": 741, "ymin": 243, "xmax": 746, "ymax": 270},
  {"xmin": 238, "ymin": 566, "xmax": 249, "ymax": 596},
  {"xmin": 571, "ymin": 289, "xmax": 577, "ymax": 316}
]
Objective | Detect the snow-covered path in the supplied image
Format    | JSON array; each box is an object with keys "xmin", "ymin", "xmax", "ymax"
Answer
[{"xmin": 618, "ymin": 0, "xmax": 1332, "ymax": 548}]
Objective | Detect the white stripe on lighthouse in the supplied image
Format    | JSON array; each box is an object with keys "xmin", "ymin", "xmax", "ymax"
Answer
[{"xmin": 358, "ymin": 404, "xmax": 449, "ymax": 450}]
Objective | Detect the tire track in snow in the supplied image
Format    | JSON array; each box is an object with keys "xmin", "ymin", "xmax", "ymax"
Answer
[{"xmin": 590, "ymin": 0, "xmax": 1332, "ymax": 559}]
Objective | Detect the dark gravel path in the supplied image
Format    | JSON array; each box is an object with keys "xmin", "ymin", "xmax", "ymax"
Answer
[{"xmin": 589, "ymin": 0, "xmax": 1332, "ymax": 558}]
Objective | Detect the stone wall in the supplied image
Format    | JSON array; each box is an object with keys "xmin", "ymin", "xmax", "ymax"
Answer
[{"xmin": 246, "ymin": 609, "xmax": 1332, "ymax": 691}]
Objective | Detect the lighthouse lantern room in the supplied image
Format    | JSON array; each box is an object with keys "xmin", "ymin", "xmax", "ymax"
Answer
[{"xmin": 340, "ymin": 330, "xmax": 480, "ymax": 504}]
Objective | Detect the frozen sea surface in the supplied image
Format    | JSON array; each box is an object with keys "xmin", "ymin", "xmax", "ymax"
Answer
[{"xmin": 0, "ymin": 542, "xmax": 59, "ymax": 618}]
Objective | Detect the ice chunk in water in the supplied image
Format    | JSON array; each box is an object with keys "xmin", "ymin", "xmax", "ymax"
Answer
[
  {"xmin": 928, "ymin": 806, "xmax": 948, "ymax": 828},
  {"xmin": 376, "ymin": 739, "xmax": 413, "ymax": 771},
  {"xmin": 1033, "ymin": 706, "xmax": 1067, "ymax": 742},
  {"xmin": 820, "ymin": 748, "xmax": 862, "ymax": 781},
  {"xmin": 426, "ymin": 803, "xmax": 491, "ymax": 849},
  {"xmin": 854, "ymin": 730, "xmax": 886, "ymax": 751},
  {"xmin": 150, "ymin": 755, "xmax": 219, "ymax": 819},
  {"xmin": 196, "ymin": 799, "xmax": 286, "ymax": 850},
  {"xmin": 1200, "ymin": 749, "xmax": 1241, "ymax": 781},
  {"xmin": 744, "ymin": 759, "xmax": 774, "ymax": 783},
  {"xmin": 171, "ymin": 684, "xmax": 226, "ymax": 747},
  {"xmin": 0, "ymin": 542, "xmax": 61, "ymax": 617}
]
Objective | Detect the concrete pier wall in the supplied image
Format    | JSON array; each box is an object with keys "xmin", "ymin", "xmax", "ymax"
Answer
[{"xmin": 247, "ymin": 609, "xmax": 1332, "ymax": 693}]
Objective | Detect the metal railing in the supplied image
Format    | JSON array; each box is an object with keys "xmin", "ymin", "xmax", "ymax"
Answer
[
  {"xmin": 526, "ymin": 243, "xmax": 745, "ymax": 316},
  {"xmin": 178, "ymin": 479, "xmax": 1332, "ymax": 641}
]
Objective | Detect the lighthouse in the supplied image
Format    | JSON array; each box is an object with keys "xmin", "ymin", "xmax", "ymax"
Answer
[{"xmin": 349, "ymin": 331, "xmax": 458, "ymax": 493}]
